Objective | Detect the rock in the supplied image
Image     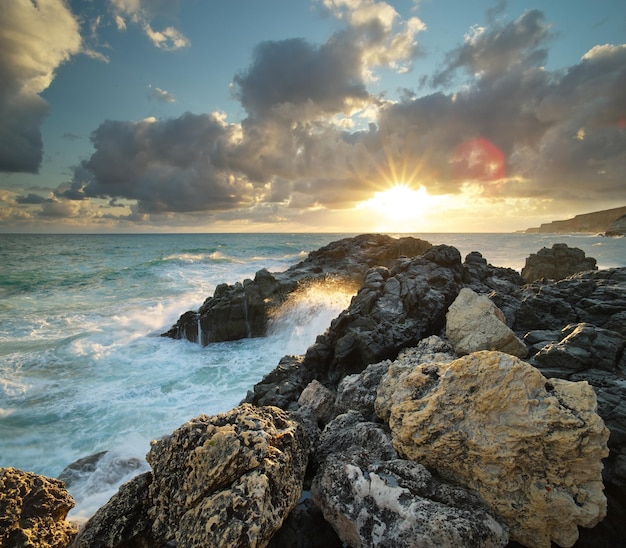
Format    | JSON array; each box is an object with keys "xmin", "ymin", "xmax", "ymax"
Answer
[
  {"xmin": 75, "ymin": 404, "xmax": 309, "ymax": 547},
  {"xmin": 311, "ymin": 413, "xmax": 508, "ymax": 547},
  {"xmin": 72, "ymin": 472, "xmax": 154, "ymax": 548},
  {"xmin": 525, "ymin": 321, "xmax": 626, "ymax": 544},
  {"xmin": 513, "ymin": 268, "xmax": 626, "ymax": 335},
  {"xmin": 57, "ymin": 451, "xmax": 108, "ymax": 488},
  {"xmin": 244, "ymin": 354, "xmax": 315, "ymax": 411},
  {"xmin": 463, "ymin": 251, "xmax": 525, "ymax": 294},
  {"xmin": 298, "ymin": 380, "xmax": 337, "ymax": 427},
  {"xmin": 530, "ymin": 323, "xmax": 625, "ymax": 374},
  {"xmin": 604, "ymin": 214, "xmax": 626, "ymax": 237},
  {"xmin": 446, "ymin": 287, "xmax": 528, "ymax": 357},
  {"xmin": 305, "ymin": 245, "xmax": 465, "ymax": 383},
  {"xmin": 521, "ymin": 243, "xmax": 597, "ymax": 282},
  {"xmin": 247, "ymin": 245, "xmax": 464, "ymax": 410},
  {"xmin": 146, "ymin": 404, "xmax": 308, "ymax": 547},
  {"xmin": 164, "ymin": 234, "xmax": 432, "ymax": 344},
  {"xmin": 376, "ymin": 351, "xmax": 610, "ymax": 548},
  {"xmin": 314, "ymin": 411, "xmax": 399, "ymax": 468},
  {"xmin": 334, "ymin": 360, "xmax": 391, "ymax": 422},
  {"xmin": 0, "ymin": 467, "xmax": 77, "ymax": 548},
  {"xmin": 267, "ymin": 496, "xmax": 343, "ymax": 548}
]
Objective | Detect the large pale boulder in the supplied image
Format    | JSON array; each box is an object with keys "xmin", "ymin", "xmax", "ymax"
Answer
[
  {"xmin": 376, "ymin": 351, "xmax": 610, "ymax": 548},
  {"xmin": 0, "ymin": 467, "xmax": 77, "ymax": 548},
  {"xmin": 446, "ymin": 287, "xmax": 528, "ymax": 357}
]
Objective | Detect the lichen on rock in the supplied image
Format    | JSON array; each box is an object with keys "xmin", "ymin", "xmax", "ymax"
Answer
[
  {"xmin": 146, "ymin": 403, "xmax": 309, "ymax": 547},
  {"xmin": 0, "ymin": 467, "xmax": 77, "ymax": 548},
  {"xmin": 376, "ymin": 350, "xmax": 610, "ymax": 548}
]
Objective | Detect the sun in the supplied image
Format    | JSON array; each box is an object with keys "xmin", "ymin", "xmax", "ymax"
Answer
[
  {"xmin": 371, "ymin": 184, "xmax": 429, "ymax": 219},
  {"xmin": 357, "ymin": 184, "xmax": 436, "ymax": 232}
]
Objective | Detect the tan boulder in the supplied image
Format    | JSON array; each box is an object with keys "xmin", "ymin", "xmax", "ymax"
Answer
[
  {"xmin": 376, "ymin": 350, "xmax": 610, "ymax": 548},
  {"xmin": 446, "ymin": 287, "xmax": 528, "ymax": 357},
  {"xmin": 147, "ymin": 403, "xmax": 308, "ymax": 547},
  {"xmin": 0, "ymin": 467, "xmax": 77, "ymax": 548}
]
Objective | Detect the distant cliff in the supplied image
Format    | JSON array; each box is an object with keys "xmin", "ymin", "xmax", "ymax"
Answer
[{"xmin": 525, "ymin": 206, "xmax": 626, "ymax": 235}]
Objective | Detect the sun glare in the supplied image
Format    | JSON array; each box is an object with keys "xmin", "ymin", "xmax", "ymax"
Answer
[{"xmin": 357, "ymin": 184, "xmax": 444, "ymax": 232}]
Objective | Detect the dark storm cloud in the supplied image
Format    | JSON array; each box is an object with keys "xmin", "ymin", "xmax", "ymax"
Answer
[
  {"xmin": 71, "ymin": 113, "xmax": 255, "ymax": 213},
  {"xmin": 16, "ymin": 193, "xmax": 48, "ymax": 205},
  {"xmin": 232, "ymin": 36, "xmax": 370, "ymax": 120},
  {"xmin": 0, "ymin": 0, "xmax": 81, "ymax": 173}
]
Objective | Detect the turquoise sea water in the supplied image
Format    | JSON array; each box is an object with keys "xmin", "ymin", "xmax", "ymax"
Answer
[{"xmin": 1, "ymin": 232, "xmax": 625, "ymax": 519}]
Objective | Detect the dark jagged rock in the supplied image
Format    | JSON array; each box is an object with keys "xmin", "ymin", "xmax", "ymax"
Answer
[
  {"xmin": 246, "ymin": 244, "xmax": 464, "ymax": 409},
  {"xmin": 72, "ymin": 472, "xmax": 154, "ymax": 548},
  {"xmin": 305, "ymin": 245, "xmax": 464, "ymax": 385},
  {"xmin": 521, "ymin": 243, "xmax": 597, "ymax": 282},
  {"xmin": 244, "ymin": 355, "xmax": 314, "ymax": 411},
  {"xmin": 267, "ymin": 497, "xmax": 342, "ymax": 548},
  {"xmin": 163, "ymin": 234, "xmax": 432, "ymax": 344},
  {"xmin": 513, "ymin": 268, "xmax": 626, "ymax": 335},
  {"xmin": 0, "ymin": 467, "xmax": 77, "ymax": 548}
]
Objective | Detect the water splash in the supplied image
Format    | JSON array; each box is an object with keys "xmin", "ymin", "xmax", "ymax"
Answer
[{"xmin": 267, "ymin": 277, "xmax": 358, "ymax": 356}]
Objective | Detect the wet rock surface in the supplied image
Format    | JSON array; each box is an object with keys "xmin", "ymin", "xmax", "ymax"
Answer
[
  {"xmin": 163, "ymin": 234, "xmax": 432, "ymax": 344},
  {"xmin": 310, "ymin": 411, "xmax": 509, "ymax": 548},
  {"xmin": 9, "ymin": 236, "xmax": 626, "ymax": 548},
  {"xmin": 74, "ymin": 404, "xmax": 308, "ymax": 548}
]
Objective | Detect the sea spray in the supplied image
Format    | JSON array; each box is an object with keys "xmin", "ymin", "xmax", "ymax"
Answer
[
  {"xmin": 64, "ymin": 277, "xmax": 357, "ymax": 518},
  {"xmin": 267, "ymin": 277, "xmax": 358, "ymax": 356}
]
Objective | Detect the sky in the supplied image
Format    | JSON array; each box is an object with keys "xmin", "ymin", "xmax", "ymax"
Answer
[{"xmin": 0, "ymin": 0, "xmax": 625, "ymax": 233}]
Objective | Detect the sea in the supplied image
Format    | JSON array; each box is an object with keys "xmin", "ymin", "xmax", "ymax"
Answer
[{"xmin": 1, "ymin": 232, "xmax": 625, "ymax": 521}]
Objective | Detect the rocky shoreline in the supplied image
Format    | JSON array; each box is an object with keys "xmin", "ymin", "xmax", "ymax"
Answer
[{"xmin": 2, "ymin": 235, "xmax": 625, "ymax": 548}]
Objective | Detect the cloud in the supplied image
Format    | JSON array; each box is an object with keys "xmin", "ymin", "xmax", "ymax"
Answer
[
  {"xmin": 109, "ymin": 0, "xmax": 190, "ymax": 50},
  {"xmin": 432, "ymin": 10, "xmax": 552, "ymax": 87},
  {"xmin": 16, "ymin": 193, "xmax": 48, "ymax": 205},
  {"xmin": 55, "ymin": 4, "xmax": 626, "ymax": 227},
  {"xmin": 374, "ymin": 15, "xmax": 626, "ymax": 204},
  {"xmin": 147, "ymin": 85, "xmax": 177, "ymax": 103},
  {"xmin": 0, "ymin": 0, "xmax": 82, "ymax": 173},
  {"xmin": 69, "ymin": 114, "xmax": 255, "ymax": 213},
  {"xmin": 232, "ymin": 37, "xmax": 371, "ymax": 120},
  {"xmin": 233, "ymin": 0, "xmax": 424, "ymax": 121}
]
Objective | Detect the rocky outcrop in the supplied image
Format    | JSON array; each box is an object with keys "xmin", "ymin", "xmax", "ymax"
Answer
[
  {"xmin": 310, "ymin": 411, "xmax": 509, "ymax": 548},
  {"xmin": 163, "ymin": 234, "xmax": 432, "ymax": 344},
  {"xmin": 0, "ymin": 467, "xmax": 77, "ymax": 548},
  {"xmin": 246, "ymin": 245, "xmax": 465, "ymax": 410},
  {"xmin": 376, "ymin": 350, "xmax": 610, "ymax": 548},
  {"xmin": 605, "ymin": 214, "xmax": 626, "ymax": 237},
  {"xmin": 75, "ymin": 404, "xmax": 308, "ymax": 548},
  {"xmin": 521, "ymin": 243, "xmax": 597, "ymax": 282},
  {"xmin": 512, "ymin": 268, "xmax": 626, "ymax": 335},
  {"xmin": 19, "ymin": 237, "xmax": 624, "ymax": 548},
  {"xmin": 446, "ymin": 287, "xmax": 528, "ymax": 357},
  {"xmin": 524, "ymin": 206, "xmax": 626, "ymax": 234}
]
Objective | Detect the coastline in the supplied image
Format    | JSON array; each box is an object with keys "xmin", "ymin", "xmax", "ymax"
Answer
[{"xmin": 2, "ymin": 234, "xmax": 626, "ymax": 547}]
